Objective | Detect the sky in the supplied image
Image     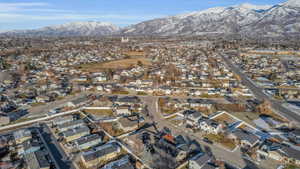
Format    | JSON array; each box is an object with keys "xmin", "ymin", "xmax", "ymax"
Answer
[{"xmin": 0, "ymin": 0, "xmax": 286, "ymax": 31}]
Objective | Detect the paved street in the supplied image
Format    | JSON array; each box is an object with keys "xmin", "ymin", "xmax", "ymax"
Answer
[
  {"xmin": 221, "ymin": 53, "xmax": 300, "ymax": 124},
  {"xmin": 25, "ymin": 91, "xmax": 229, "ymax": 118},
  {"xmin": 39, "ymin": 123, "xmax": 75, "ymax": 169},
  {"xmin": 27, "ymin": 92, "xmax": 91, "ymax": 117}
]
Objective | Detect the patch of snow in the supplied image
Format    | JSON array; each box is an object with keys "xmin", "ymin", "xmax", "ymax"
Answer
[{"xmin": 283, "ymin": 0, "xmax": 300, "ymax": 7}]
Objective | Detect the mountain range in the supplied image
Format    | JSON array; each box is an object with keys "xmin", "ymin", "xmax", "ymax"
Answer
[{"xmin": 1, "ymin": 0, "xmax": 300, "ymax": 37}]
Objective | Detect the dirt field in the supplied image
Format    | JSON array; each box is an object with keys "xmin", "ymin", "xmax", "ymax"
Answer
[
  {"xmin": 123, "ymin": 51, "xmax": 145, "ymax": 57},
  {"xmin": 83, "ymin": 109, "xmax": 114, "ymax": 116},
  {"xmin": 77, "ymin": 58, "xmax": 151, "ymax": 71},
  {"xmin": 212, "ymin": 113, "xmax": 237, "ymax": 125}
]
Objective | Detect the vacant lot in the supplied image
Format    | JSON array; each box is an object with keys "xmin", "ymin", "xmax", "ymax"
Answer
[
  {"xmin": 204, "ymin": 133, "xmax": 236, "ymax": 150},
  {"xmin": 83, "ymin": 109, "xmax": 114, "ymax": 117},
  {"xmin": 230, "ymin": 112, "xmax": 260, "ymax": 126},
  {"xmin": 76, "ymin": 58, "xmax": 151, "ymax": 71},
  {"xmin": 99, "ymin": 122, "xmax": 125, "ymax": 136},
  {"xmin": 212, "ymin": 113, "xmax": 237, "ymax": 125}
]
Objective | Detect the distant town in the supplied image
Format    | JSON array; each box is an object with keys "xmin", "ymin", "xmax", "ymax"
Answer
[{"xmin": 0, "ymin": 36, "xmax": 300, "ymax": 169}]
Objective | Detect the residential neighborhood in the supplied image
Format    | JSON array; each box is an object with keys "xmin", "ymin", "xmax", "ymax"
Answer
[{"xmin": 0, "ymin": 34, "xmax": 300, "ymax": 169}]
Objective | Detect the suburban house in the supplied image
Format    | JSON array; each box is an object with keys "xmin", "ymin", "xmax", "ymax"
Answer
[
  {"xmin": 228, "ymin": 129, "xmax": 260, "ymax": 148},
  {"xmin": 183, "ymin": 110, "xmax": 203, "ymax": 126},
  {"xmin": 288, "ymin": 129, "xmax": 300, "ymax": 146},
  {"xmin": 0, "ymin": 113, "xmax": 10, "ymax": 125},
  {"xmin": 52, "ymin": 115, "xmax": 73, "ymax": 126},
  {"xmin": 24, "ymin": 150, "xmax": 50, "ymax": 169},
  {"xmin": 187, "ymin": 99, "xmax": 213, "ymax": 109},
  {"xmin": 13, "ymin": 129, "xmax": 32, "ymax": 144},
  {"xmin": 257, "ymin": 141, "xmax": 300, "ymax": 166},
  {"xmin": 117, "ymin": 117, "xmax": 140, "ymax": 132},
  {"xmin": 18, "ymin": 140, "xmax": 40, "ymax": 155},
  {"xmin": 155, "ymin": 134, "xmax": 191, "ymax": 162},
  {"xmin": 80, "ymin": 142, "xmax": 121, "ymax": 168},
  {"xmin": 188, "ymin": 153, "xmax": 213, "ymax": 169},
  {"xmin": 66, "ymin": 96, "xmax": 89, "ymax": 107},
  {"xmin": 115, "ymin": 108, "xmax": 131, "ymax": 116},
  {"xmin": 73, "ymin": 134, "xmax": 102, "ymax": 150},
  {"xmin": 275, "ymin": 145, "xmax": 300, "ymax": 166},
  {"xmin": 197, "ymin": 118, "xmax": 222, "ymax": 134},
  {"xmin": 115, "ymin": 96, "xmax": 140, "ymax": 106},
  {"xmin": 101, "ymin": 155, "xmax": 134, "ymax": 169},
  {"xmin": 62, "ymin": 126, "xmax": 90, "ymax": 142},
  {"xmin": 93, "ymin": 73, "xmax": 108, "ymax": 82},
  {"xmin": 57, "ymin": 119, "xmax": 85, "ymax": 132}
]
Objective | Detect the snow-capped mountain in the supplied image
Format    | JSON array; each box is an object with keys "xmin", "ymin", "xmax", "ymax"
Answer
[
  {"xmin": 2, "ymin": 21, "xmax": 120, "ymax": 37},
  {"xmin": 239, "ymin": 0, "xmax": 300, "ymax": 37},
  {"xmin": 122, "ymin": 0, "xmax": 300, "ymax": 37},
  {"xmin": 283, "ymin": 0, "xmax": 300, "ymax": 8},
  {"xmin": 1, "ymin": 0, "xmax": 300, "ymax": 37}
]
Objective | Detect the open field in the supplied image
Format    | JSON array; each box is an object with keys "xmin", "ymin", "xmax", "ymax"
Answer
[
  {"xmin": 123, "ymin": 51, "xmax": 145, "ymax": 57},
  {"xmin": 76, "ymin": 58, "xmax": 152, "ymax": 71},
  {"xmin": 204, "ymin": 134, "xmax": 236, "ymax": 150},
  {"xmin": 212, "ymin": 113, "xmax": 237, "ymax": 125},
  {"xmin": 83, "ymin": 109, "xmax": 114, "ymax": 117},
  {"xmin": 99, "ymin": 122, "xmax": 125, "ymax": 137},
  {"xmin": 230, "ymin": 112, "xmax": 259, "ymax": 126}
]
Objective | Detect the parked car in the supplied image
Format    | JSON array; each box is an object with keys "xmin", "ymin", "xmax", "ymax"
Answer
[{"xmin": 203, "ymin": 137, "xmax": 213, "ymax": 144}]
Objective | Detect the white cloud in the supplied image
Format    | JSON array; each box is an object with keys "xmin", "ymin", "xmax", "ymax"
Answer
[
  {"xmin": 0, "ymin": 13, "xmax": 164, "ymax": 22},
  {"xmin": 0, "ymin": 2, "xmax": 49, "ymax": 12},
  {"xmin": 0, "ymin": 2, "xmax": 165, "ymax": 29}
]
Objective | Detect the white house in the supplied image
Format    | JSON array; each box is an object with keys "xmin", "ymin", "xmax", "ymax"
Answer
[{"xmin": 197, "ymin": 119, "xmax": 222, "ymax": 134}]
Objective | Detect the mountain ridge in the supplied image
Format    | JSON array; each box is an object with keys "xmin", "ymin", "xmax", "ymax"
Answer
[
  {"xmin": 1, "ymin": 0, "xmax": 300, "ymax": 37},
  {"xmin": 1, "ymin": 21, "xmax": 120, "ymax": 37}
]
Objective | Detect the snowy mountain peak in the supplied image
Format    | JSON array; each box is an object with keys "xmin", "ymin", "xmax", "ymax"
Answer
[
  {"xmin": 283, "ymin": 0, "xmax": 300, "ymax": 7},
  {"xmin": 2, "ymin": 0, "xmax": 300, "ymax": 37},
  {"xmin": 1, "ymin": 21, "xmax": 120, "ymax": 37},
  {"xmin": 200, "ymin": 7, "xmax": 227, "ymax": 14},
  {"xmin": 175, "ymin": 7, "xmax": 226, "ymax": 19},
  {"xmin": 49, "ymin": 21, "xmax": 119, "ymax": 31}
]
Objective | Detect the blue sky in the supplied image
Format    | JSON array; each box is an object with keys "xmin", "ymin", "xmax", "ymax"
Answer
[{"xmin": 0, "ymin": 0, "xmax": 286, "ymax": 31}]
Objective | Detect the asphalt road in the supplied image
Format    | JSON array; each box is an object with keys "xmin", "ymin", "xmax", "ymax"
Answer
[
  {"xmin": 39, "ymin": 123, "xmax": 75, "ymax": 169},
  {"xmin": 27, "ymin": 92, "xmax": 90, "ymax": 116},
  {"xmin": 221, "ymin": 53, "xmax": 300, "ymax": 124}
]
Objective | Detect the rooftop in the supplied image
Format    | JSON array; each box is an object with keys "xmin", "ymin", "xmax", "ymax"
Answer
[{"xmin": 82, "ymin": 142, "xmax": 120, "ymax": 162}]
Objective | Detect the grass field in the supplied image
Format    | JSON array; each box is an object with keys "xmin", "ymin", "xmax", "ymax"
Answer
[{"xmin": 76, "ymin": 58, "xmax": 151, "ymax": 71}]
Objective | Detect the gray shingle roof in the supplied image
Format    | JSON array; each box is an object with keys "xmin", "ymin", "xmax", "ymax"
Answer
[
  {"xmin": 232, "ymin": 129, "xmax": 259, "ymax": 145},
  {"xmin": 101, "ymin": 155, "xmax": 134, "ymax": 169},
  {"xmin": 75, "ymin": 134, "xmax": 102, "ymax": 145},
  {"xmin": 57, "ymin": 119, "xmax": 84, "ymax": 130},
  {"xmin": 62, "ymin": 126, "xmax": 90, "ymax": 137},
  {"xmin": 24, "ymin": 151, "xmax": 50, "ymax": 169},
  {"xmin": 280, "ymin": 146, "xmax": 300, "ymax": 161},
  {"xmin": 82, "ymin": 142, "xmax": 120, "ymax": 162},
  {"xmin": 191, "ymin": 153, "xmax": 211, "ymax": 167}
]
